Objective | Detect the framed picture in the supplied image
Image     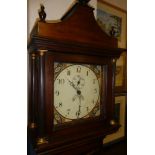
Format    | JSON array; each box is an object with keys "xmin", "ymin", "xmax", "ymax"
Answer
[
  {"xmin": 103, "ymin": 95, "xmax": 126, "ymax": 144},
  {"xmin": 97, "ymin": 1, "xmax": 127, "ymax": 48},
  {"xmin": 115, "ymin": 52, "xmax": 127, "ymax": 93},
  {"xmin": 97, "ymin": 1, "xmax": 127, "ymax": 93},
  {"xmin": 97, "ymin": 8, "xmax": 122, "ymax": 39}
]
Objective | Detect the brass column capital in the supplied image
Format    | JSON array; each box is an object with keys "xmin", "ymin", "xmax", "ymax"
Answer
[{"xmin": 38, "ymin": 50, "xmax": 48, "ymax": 56}]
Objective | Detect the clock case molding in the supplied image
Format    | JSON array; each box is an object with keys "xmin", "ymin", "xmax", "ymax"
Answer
[{"xmin": 28, "ymin": 1, "xmax": 125, "ymax": 155}]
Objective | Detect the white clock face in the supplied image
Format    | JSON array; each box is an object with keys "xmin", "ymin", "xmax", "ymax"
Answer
[{"xmin": 54, "ymin": 63, "xmax": 102, "ymax": 124}]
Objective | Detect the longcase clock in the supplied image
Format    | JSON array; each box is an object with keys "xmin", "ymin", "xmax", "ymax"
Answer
[{"xmin": 28, "ymin": 1, "xmax": 125, "ymax": 154}]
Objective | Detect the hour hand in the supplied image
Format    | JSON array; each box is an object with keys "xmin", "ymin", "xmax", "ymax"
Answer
[{"xmin": 67, "ymin": 79, "xmax": 77, "ymax": 90}]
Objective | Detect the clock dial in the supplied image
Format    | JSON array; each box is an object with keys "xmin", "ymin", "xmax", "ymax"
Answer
[{"xmin": 54, "ymin": 63, "xmax": 102, "ymax": 124}]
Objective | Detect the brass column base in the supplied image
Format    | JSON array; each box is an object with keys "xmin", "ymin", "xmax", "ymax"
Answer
[
  {"xmin": 37, "ymin": 137, "xmax": 48, "ymax": 145},
  {"xmin": 29, "ymin": 123, "xmax": 37, "ymax": 129}
]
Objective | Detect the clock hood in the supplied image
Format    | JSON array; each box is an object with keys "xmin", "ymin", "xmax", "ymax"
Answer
[{"xmin": 28, "ymin": 1, "xmax": 126, "ymax": 57}]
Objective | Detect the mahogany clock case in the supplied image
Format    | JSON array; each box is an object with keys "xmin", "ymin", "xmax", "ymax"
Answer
[
  {"xmin": 28, "ymin": 50, "xmax": 120, "ymax": 154},
  {"xmin": 28, "ymin": 1, "xmax": 126, "ymax": 154},
  {"xmin": 28, "ymin": 51, "xmax": 118, "ymax": 129}
]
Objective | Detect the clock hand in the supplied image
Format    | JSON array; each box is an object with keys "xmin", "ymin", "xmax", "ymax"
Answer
[
  {"xmin": 68, "ymin": 79, "xmax": 84, "ymax": 97},
  {"xmin": 77, "ymin": 77, "xmax": 85, "ymax": 90},
  {"xmin": 77, "ymin": 81, "xmax": 80, "ymax": 86},
  {"xmin": 77, "ymin": 105, "xmax": 81, "ymax": 118},
  {"xmin": 68, "ymin": 79, "xmax": 84, "ymax": 102},
  {"xmin": 80, "ymin": 94, "xmax": 84, "ymax": 100},
  {"xmin": 72, "ymin": 94, "xmax": 78, "ymax": 101},
  {"xmin": 77, "ymin": 79, "xmax": 80, "ymax": 86},
  {"xmin": 73, "ymin": 94, "xmax": 84, "ymax": 102},
  {"xmin": 76, "ymin": 97, "xmax": 82, "ymax": 118},
  {"xmin": 67, "ymin": 79, "xmax": 78, "ymax": 91},
  {"xmin": 77, "ymin": 76, "xmax": 83, "ymax": 85}
]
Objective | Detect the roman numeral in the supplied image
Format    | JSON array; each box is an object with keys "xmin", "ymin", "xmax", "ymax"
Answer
[
  {"xmin": 67, "ymin": 70, "xmax": 71, "ymax": 76},
  {"xmin": 76, "ymin": 111, "xmax": 81, "ymax": 117},
  {"xmin": 94, "ymin": 88, "xmax": 97, "ymax": 93},
  {"xmin": 59, "ymin": 102, "xmax": 62, "ymax": 107},
  {"xmin": 87, "ymin": 70, "xmax": 89, "ymax": 76},
  {"xmin": 77, "ymin": 66, "xmax": 81, "ymax": 73},
  {"xmin": 58, "ymin": 79, "xmax": 65, "ymax": 84},
  {"xmin": 67, "ymin": 109, "xmax": 71, "ymax": 115},
  {"xmin": 86, "ymin": 107, "xmax": 89, "ymax": 112},
  {"xmin": 55, "ymin": 90, "xmax": 59, "ymax": 96}
]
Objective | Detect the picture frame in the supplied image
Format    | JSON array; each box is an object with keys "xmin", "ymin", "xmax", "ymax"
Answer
[
  {"xmin": 97, "ymin": 1, "xmax": 127, "ymax": 93},
  {"xmin": 115, "ymin": 52, "xmax": 127, "ymax": 93},
  {"xmin": 97, "ymin": 1, "xmax": 127, "ymax": 48},
  {"xmin": 103, "ymin": 95, "xmax": 126, "ymax": 144}
]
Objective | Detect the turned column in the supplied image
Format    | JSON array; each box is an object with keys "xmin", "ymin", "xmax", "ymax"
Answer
[{"xmin": 36, "ymin": 50, "xmax": 48, "ymax": 145}]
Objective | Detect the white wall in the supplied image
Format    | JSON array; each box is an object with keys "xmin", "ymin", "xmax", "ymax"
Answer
[
  {"xmin": 27, "ymin": 0, "xmax": 97, "ymax": 36},
  {"xmin": 102, "ymin": 0, "xmax": 127, "ymax": 11}
]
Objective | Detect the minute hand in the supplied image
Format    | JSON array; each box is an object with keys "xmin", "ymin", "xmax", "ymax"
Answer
[{"xmin": 67, "ymin": 79, "xmax": 78, "ymax": 90}]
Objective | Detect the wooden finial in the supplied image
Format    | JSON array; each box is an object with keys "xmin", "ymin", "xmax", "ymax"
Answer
[
  {"xmin": 38, "ymin": 4, "xmax": 46, "ymax": 22},
  {"xmin": 78, "ymin": 0, "xmax": 91, "ymax": 5}
]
